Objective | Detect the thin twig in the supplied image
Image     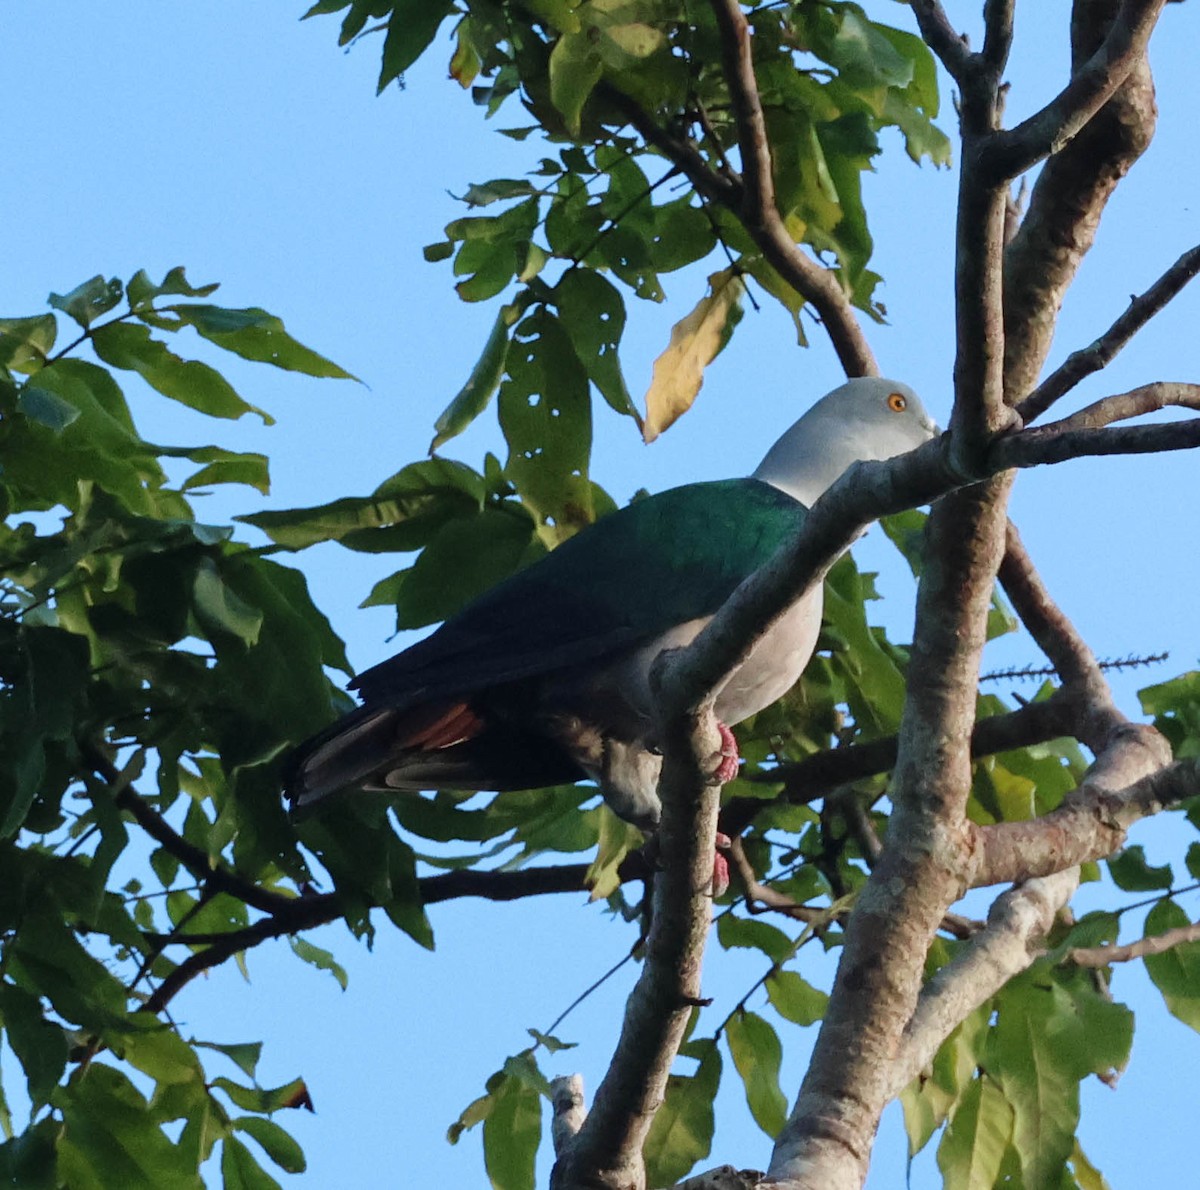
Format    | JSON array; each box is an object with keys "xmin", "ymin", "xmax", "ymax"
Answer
[
  {"xmin": 1018, "ymin": 243, "xmax": 1200, "ymax": 422},
  {"xmin": 1070, "ymin": 919, "xmax": 1200, "ymax": 967}
]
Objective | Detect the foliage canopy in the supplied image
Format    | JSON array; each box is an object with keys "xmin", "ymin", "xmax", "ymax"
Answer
[{"xmin": 2, "ymin": 3, "xmax": 1198, "ymax": 1189}]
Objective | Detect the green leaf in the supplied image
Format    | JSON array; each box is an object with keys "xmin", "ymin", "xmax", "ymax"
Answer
[
  {"xmin": 583, "ymin": 807, "xmax": 641, "ymax": 899},
  {"xmin": 643, "ymin": 1038, "xmax": 721, "ymax": 1186},
  {"xmin": 526, "ymin": 1028, "xmax": 576, "ymax": 1054},
  {"xmin": 1144, "ymin": 897, "xmax": 1200, "ymax": 1032},
  {"xmin": 239, "ymin": 457, "xmax": 484, "ymax": 551},
  {"xmin": 17, "ymin": 384, "xmax": 81, "ymax": 431},
  {"xmin": 1107, "ymin": 844, "xmax": 1173, "ymax": 892},
  {"xmin": 161, "ymin": 304, "xmax": 354, "ymax": 380},
  {"xmin": 91, "ymin": 321, "xmax": 272, "ymax": 423},
  {"xmin": 482, "ymin": 1073, "xmax": 540, "ymax": 1190},
  {"xmin": 174, "ymin": 445, "xmax": 271, "ymax": 494},
  {"xmin": 0, "ymin": 313, "xmax": 57, "ymax": 372},
  {"xmin": 192, "ymin": 557, "xmax": 265, "ymax": 647},
  {"xmin": 936, "ymin": 1075, "xmax": 1013, "ymax": 1190},
  {"xmin": 1069, "ymin": 1139, "xmax": 1113, "ymax": 1190},
  {"xmin": 392, "ymin": 506, "xmax": 540, "ymax": 629},
  {"xmin": 987, "ymin": 967, "xmax": 1130, "ymax": 1187},
  {"xmin": 764, "ymin": 970, "xmax": 828, "ymax": 1027},
  {"xmin": 54, "ymin": 1063, "xmax": 205, "ymax": 1190},
  {"xmin": 221, "ymin": 1137, "xmax": 282, "ymax": 1190},
  {"xmin": 716, "ymin": 914, "xmax": 794, "ymax": 964},
  {"xmin": 211, "ymin": 1076, "xmax": 314, "ymax": 1115},
  {"xmin": 0, "ymin": 983, "xmax": 68, "ymax": 1108},
  {"xmin": 48, "ymin": 275, "xmax": 124, "ymax": 328},
  {"xmin": 460, "ymin": 179, "xmax": 542, "ymax": 208},
  {"xmin": 554, "ymin": 269, "xmax": 641, "ymax": 424},
  {"xmin": 195, "ymin": 1041, "xmax": 263, "ymax": 1080},
  {"xmin": 126, "ymin": 266, "xmax": 220, "ymax": 310},
  {"xmin": 498, "ymin": 308, "xmax": 594, "ymax": 541},
  {"xmin": 0, "ymin": 1117, "xmax": 58, "ymax": 1188},
  {"xmin": 288, "ymin": 936, "xmax": 349, "ymax": 990},
  {"xmin": 379, "ymin": 0, "xmax": 456, "ymax": 92},
  {"xmin": 119, "ymin": 1015, "xmax": 204, "ymax": 1088},
  {"xmin": 430, "ymin": 296, "xmax": 529, "ymax": 451},
  {"xmin": 900, "ymin": 1004, "xmax": 990, "ymax": 1158},
  {"xmin": 828, "ymin": 10, "xmax": 913, "ymax": 89},
  {"xmin": 233, "ymin": 1117, "xmax": 306, "ymax": 1174},
  {"xmin": 548, "ymin": 31, "xmax": 603, "ymax": 136},
  {"xmin": 724, "ymin": 1011, "xmax": 787, "ymax": 1138}
]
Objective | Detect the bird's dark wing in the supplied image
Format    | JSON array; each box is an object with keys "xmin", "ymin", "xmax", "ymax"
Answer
[{"xmin": 350, "ymin": 478, "xmax": 806, "ymax": 707}]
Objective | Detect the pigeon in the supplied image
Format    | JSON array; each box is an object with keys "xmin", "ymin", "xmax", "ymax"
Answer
[{"xmin": 287, "ymin": 377, "xmax": 937, "ymax": 850}]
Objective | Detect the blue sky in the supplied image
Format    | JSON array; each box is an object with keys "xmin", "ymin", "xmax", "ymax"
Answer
[{"xmin": 3, "ymin": 3, "xmax": 1199, "ymax": 1186}]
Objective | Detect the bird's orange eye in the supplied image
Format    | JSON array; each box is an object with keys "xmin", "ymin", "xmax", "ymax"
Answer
[{"xmin": 887, "ymin": 392, "xmax": 907, "ymax": 413}]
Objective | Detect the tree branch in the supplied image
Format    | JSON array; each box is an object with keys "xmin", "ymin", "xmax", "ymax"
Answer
[
  {"xmin": 970, "ymin": 746, "xmax": 1194, "ymax": 888},
  {"xmin": 992, "ymin": 412, "xmax": 1200, "ymax": 466},
  {"xmin": 983, "ymin": 0, "xmax": 1167, "ymax": 182},
  {"xmin": 908, "ymin": 1, "xmax": 972, "ymax": 82},
  {"xmin": 982, "ymin": 0, "xmax": 1017, "ymax": 71},
  {"xmin": 1046, "ymin": 380, "xmax": 1200, "ymax": 431},
  {"xmin": 1070, "ymin": 916, "xmax": 1200, "ymax": 967},
  {"xmin": 1018, "ymin": 243, "xmax": 1200, "ymax": 422},
  {"xmin": 703, "ymin": 0, "xmax": 878, "ymax": 377},
  {"xmin": 82, "ymin": 743, "xmax": 299, "ymax": 918},
  {"xmin": 550, "ymin": 1075, "xmax": 587, "ymax": 1156},
  {"xmin": 890, "ymin": 869, "xmax": 1080, "ymax": 1094},
  {"xmin": 726, "ymin": 689, "xmax": 1081, "ymax": 835},
  {"xmin": 996, "ymin": 521, "xmax": 1121, "ymax": 749},
  {"xmin": 766, "ymin": 475, "xmax": 1016, "ymax": 1190},
  {"xmin": 1002, "ymin": 0, "xmax": 1158, "ymax": 399},
  {"xmin": 553, "ymin": 710, "xmax": 722, "ymax": 1190}
]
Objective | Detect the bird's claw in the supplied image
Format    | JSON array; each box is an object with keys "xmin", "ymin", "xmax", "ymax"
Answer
[{"xmin": 710, "ymin": 721, "xmax": 740, "ymax": 785}]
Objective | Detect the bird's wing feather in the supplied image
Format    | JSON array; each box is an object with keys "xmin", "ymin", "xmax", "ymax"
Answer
[{"xmin": 351, "ymin": 478, "xmax": 806, "ymax": 705}]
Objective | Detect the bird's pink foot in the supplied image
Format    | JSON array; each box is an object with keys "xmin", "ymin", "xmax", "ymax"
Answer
[
  {"xmin": 711, "ymin": 831, "xmax": 732, "ymax": 897},
  {"xmin": 711, "ymin": 721, "xmax": 740, "ymax": 785}
]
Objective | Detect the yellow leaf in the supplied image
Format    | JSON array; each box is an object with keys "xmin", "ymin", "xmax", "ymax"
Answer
[{"xmin": 642, "ymin": 267, "xmax": 744, "ymax": 443}]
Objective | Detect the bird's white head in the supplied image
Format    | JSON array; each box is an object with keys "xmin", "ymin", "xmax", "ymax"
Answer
[{"xmin": 752, "ymin": 377, "xmax": 939, "ymax": 505}]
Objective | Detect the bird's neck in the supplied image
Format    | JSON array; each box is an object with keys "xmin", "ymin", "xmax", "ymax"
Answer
[{"xmin": 751, "ymin": 421, "xmax": 858, "ymax": 506}]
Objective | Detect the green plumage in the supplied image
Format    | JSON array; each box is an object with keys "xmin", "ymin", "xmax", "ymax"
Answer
[{"xmin": 352, "ymin": 478, "xmax": 806, "ymax": 706}]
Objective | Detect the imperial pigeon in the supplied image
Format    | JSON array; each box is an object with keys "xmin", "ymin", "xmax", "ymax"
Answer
[{"xmin": 287, "ymin": 378, "xmax": 937, "ymax": 837}]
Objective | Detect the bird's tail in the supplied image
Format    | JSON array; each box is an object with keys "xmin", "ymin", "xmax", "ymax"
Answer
[
  {"xmin": 285, "ymin": 704, "xmax": 405, "ymax": 813},
  {"xmin": 285, "ymin": 699, "xmax": 580, "ymax": 813}
]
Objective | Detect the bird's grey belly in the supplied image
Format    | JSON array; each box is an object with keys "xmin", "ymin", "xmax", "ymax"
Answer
[
  {"xmin": 537, "ymin": 589, "xmax": 823, "ymax": 831},
  {"xmin": 586, "ymin": 585, "xmax": 825, "ymax": 730}
]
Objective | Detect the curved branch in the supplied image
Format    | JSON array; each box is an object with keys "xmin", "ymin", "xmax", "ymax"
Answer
[
  {"xmin": 889, "ymin": 869, "xmax": 1080, "ymax": 1095},
  {"xmin": 983, "ymin": 0, "xmax": 1167, "ymax": 182},
  {"xmin": 982, "ymin": 0, "xmax": 1017, "ymax": 71},
  {"xmin": 1047, "ymin": 381, "xmax": 1200, "ymax": 431},
  {"xmin": 970, "ymin": 744, "xmax": 1194, "ymax": 888},
  {"xmin": 992, "ymin": 413, "xmax": 1200, "ymax": 466},
  {"xmin": 1018, "ymin": 243, "xmax": 1200, "ymax": 422},
  {"xmin": 1070, "ymin": 917, "xmax": 1200, "ymax": 967},
  {"xmin": 997, "ymin": 522, "xmax": 1121, "ymax": 749},
  {"xmin": 82, "ymin": 743, "xmax": 298, "ymax": 918},
  {"xmin": 706, "ymin": 0, "xmax": 878, "ymax": 378}
]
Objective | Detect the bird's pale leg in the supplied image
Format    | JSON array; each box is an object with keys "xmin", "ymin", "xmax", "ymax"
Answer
[
  {"xmin": 712, "ymin": 831, "xmax": 732, "ymax": 898},
  {"xmin": 707, "ymin": 721, "xmax": 739, "ymax": 896}
]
